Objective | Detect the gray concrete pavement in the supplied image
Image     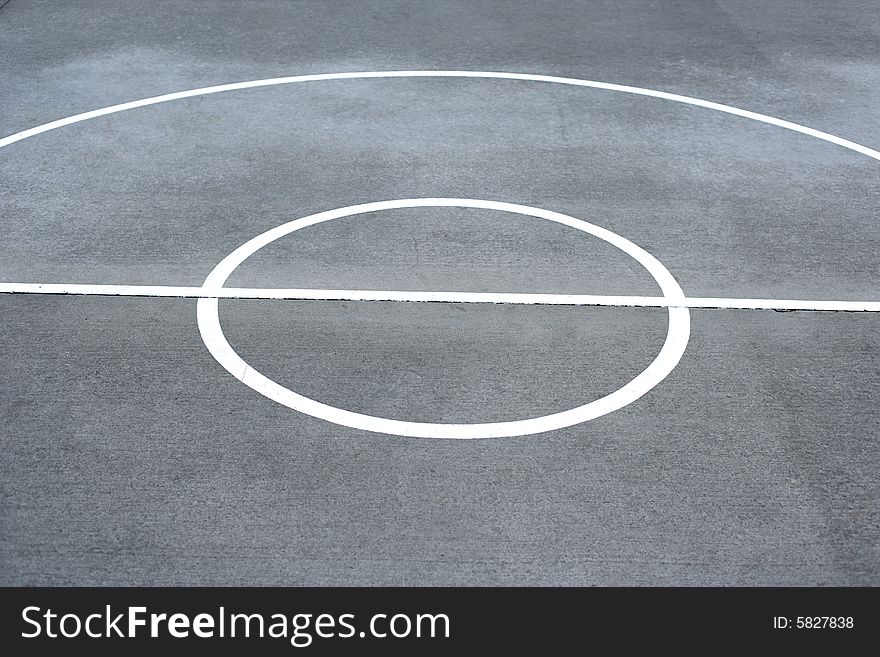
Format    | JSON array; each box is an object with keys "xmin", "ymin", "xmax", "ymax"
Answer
[{"xmin": 1, "ymin": 0, "xmax": 879, "ymax": 585}]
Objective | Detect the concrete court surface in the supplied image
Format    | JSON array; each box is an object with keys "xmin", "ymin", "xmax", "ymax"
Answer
[{"xmin": 1, "ymin": 1, "xmax": 879, "ymax": 585}]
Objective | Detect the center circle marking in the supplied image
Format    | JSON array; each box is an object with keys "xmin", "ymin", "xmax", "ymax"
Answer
[{"xmin": 196, "ymin": 198, "xmax": 691, "ymax": 438}]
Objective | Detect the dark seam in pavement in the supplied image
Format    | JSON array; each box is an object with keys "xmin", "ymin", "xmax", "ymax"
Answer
[
  {"xmin": 0, "ymin": 1, "xmax": 13, "ymax": 12},
  {"xmin": 0, "ymin": 290, "xmax": 875, "ymax": 312}
]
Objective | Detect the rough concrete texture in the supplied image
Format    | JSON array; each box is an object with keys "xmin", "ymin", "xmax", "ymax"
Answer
[{"xmin": 1, "ymin": 0, "xmax": 878, "ymax": 584}]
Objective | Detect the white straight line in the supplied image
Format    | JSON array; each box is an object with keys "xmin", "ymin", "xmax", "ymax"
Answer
[{"xmin": 0, "ymin": 283, "xmax": 877, "ymax": 312}]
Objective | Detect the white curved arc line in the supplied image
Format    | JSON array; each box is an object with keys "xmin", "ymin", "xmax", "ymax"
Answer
[
  {"xmin": 1, "ymin": 283, "xmax": 878, "ymax": 312},
  {"xmin": 2, "ymin": 71, "xmax": 879, "ymax": 161},
  {"xmin": 198, "ymin": 197, "xmax": 687, "ymax": 301},
  {"xmin": 197, "ymin": 299, "xmax": 689, "ymax": 439}
]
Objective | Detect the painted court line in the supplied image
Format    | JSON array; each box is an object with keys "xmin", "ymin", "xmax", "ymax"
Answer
[
  {"xmin": 0, "ymin": 283, "xmax": 877, "ymax": 312},
  {"xmin": 2, "ymin": 71, "xmax": 880, "ymax": 162},
  {"xmin": 2, "ymin": 72, "xmax": 877, "ymax": 437}
]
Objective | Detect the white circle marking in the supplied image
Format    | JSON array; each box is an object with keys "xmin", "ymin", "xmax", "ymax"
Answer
[{"xmin": 196, "ymin": 198, "xmax": 691, "ymax": 439}]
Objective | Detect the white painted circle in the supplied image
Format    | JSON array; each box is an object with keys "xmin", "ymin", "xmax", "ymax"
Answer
[{"xmin": 197, "ymin": 198, "xmax": 691, "ymax": 439}]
